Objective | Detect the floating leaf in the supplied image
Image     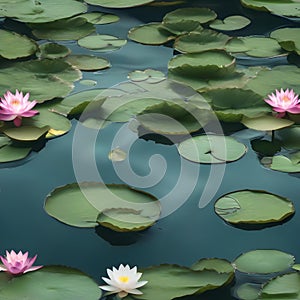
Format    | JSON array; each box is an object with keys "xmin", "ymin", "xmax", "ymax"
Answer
[
  {"xmin": 45, "ymin": 182, "xmax": 161, "ymax": 231},
  {"xmin": 83, "ymin": 0, "xmax": 154, "ymax": 8},
  {"xmin": 260, "ymin": 272, "xmax": 300, "ymax": 299},
  {"xmin": 174, "ymin": 30, "xmax": 230, "ymax": 53},
  {"xmin": 276, "ymin": 126, "xmax": 300, "ymax": 150},
  {"xmin": 178, "ymin": 135, "xmax": 247, "ymax": 163},
  {"xmin": 135, "ymin": 264, "xmax": 233, "ymax": 299},
  {"xmin": 191, "ymin": 258, "xmax": 234, "ymax": 275},
  {"xmin": 242, "ymin": 115, "xmax": 294, "ymax": 131},
  {"xmin": 0, "ymin": 0, "xmax": 87, "ymax": 23},
  {"xmin": 270, "ymin": 151, "xmax": 300, "ymax": 173},
  {"xmin": 65, "ymin": 55, "xmax": 110, "ymax": 71},
  {"xmin": 0, "ymin": 143, "xmax": 31, "ymax": 163},
  {"xmin": 235, "ymin": 283, "xmax": 262, "ymax": 300},
  {"xmin": 209, "ymin": 15, "xmax": 251, "ymax": 31},
  {"xmin": 78, "ymin": 34, "xmax": 127, "ymax": 52},
  {"xmin": 215, "ymin": 190, "xmax": 295, "ymax": 226},
  {"xmin": 293, "ymin": 264, "xmax": 300, "ymax": 271},
  {"xmin": 51, "ymin": 89, "xmax": 105, "ymax": 117},
  {"xmin": 225, "ymin": 36, "xmax": 283, "ymax": 58},
  {"xmin": 240, "ymin": 0, "xmax": 300, "ymax": 18},
  {"xmin": 0, "ymin": 266, "xmax": 101, "ymax": 300},
  {"xmin": 128, "ymin": 23, "xmax": 175, "ymax": 45},
  {"xmin": 30, "ymin": 17, "xmax": 95, "ymax": 41},
  {"xmin": 168, "ymin": 50, "xmax": 236, "ymax": 79},
  {"xmin": 108, "ymin": 147, "xmax": 127, "ymax": 162},
  {"xmin": 2, "ymin": 126, "xmax": 50, "ymax": 142},
  {"xmin": 128, "ymin": 69, "xmax": 166, "ymax": 83},
  {"xmin": 79, "ymin": 11, "xmax": 120, "ymax": 24},
  {"xmin": 0, "ymin": 29, "xmax": 37, "ymax": 59},
  {"xmin": 271, "ymin": 27, "xmax": 300, "ymax": 55},
  {"xmin": 37, "ymin": 43, "xmax": 70, "ymax": 59}
]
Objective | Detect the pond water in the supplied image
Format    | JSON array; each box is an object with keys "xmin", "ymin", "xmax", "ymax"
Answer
[{"xmin": 0, "ymin": 0, "xmax": 300, "ymax": 299}]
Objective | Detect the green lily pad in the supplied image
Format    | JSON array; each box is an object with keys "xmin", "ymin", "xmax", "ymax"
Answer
[
  {"xmin": 137, "ymin": 101, "xmax": 212, "ymax": 135},
  {"xmin": 83, "ymin": 0, "xmax": 154, "ymax": 8},
  {"xmin": 65, "ymin": 55, "xmax": 110, "ymax": 71},
  {"xmin": 215, "ymin": 190, "xmax": 295, "ymax": 226},
  {"xmin": 270, "ymin": 151, "xmax": 300, "ymax": 173},
  {"xmin": 293, "ymin": 264, "xmax": 300, "ymax": 271},
  {"xmin": 132, "ymin": 264, "xmax": 233, "ymax": 300},
  {"xmin": 79, "ymin": 11, "xmax": 120, "ymax": 24},
  {"xmin": 174, "ymin": 30, "xmax": 230, "ymax": 53},
  {"xmin": 78, "ymin": 34, "xmax": 127, "ymax": 52},
  {"xmin": 0, "ymin": 266, "xmax": 101, "ymax": 300},
  {"xmin": 0, "ymin": 143, "xmax": 32, "ymax": 163},
  {"xmin": 178, "ymin": 135, "xmax": 247, "ymax": 163},
  {"xmin": 276, "ymin": 126, "xmax": 300, "ymax": 150},
  {"xmin": 51, "ymin": 89, "xmax": 106, "ymax": 116},
  {"xmin": 225, "ymin": 36, "xmax": 283, "ymax": 58},
  {"xmin": 271, "ymin": 27, "xmax": 300, "ymax": 55},
  {"xmin": 37, "ymin": 43, "xmax": 71, "ymax": 59},
  {"xmin": 168, "ymin": 50, "xmax": 236, "ymax": 78},
  {"xmin": 191, "ymin": 258, "xmax": 234, "ymax": 274},
  {"xmin": 128, "ymin": 69, "xmax": 166, "ymax": 83},
  {"xmin": 242, "ymin": 115, "xmax": 294, "ymax": 131},
  {"xmin": 2, "ymin": 126, "xmax": 50, "ymax": 142},
  {"xmin": 0, "ymin": 29, "xmax": 37, "ymax": 59},
  {"xmin": 0, "ymin": 0, "xmax": 87, "ymax": 23},
  {"xmin": 209, "ymin": 15, "xmax": 251, "ymax": 31},
  {"xmin": 260, "ymin": 272, "xmax": 300, "ymax": 299},
  {"xmin": 0, "ymin": 59, "xmax": 81, "ymax": 102},
  {"xmin": 30, "ymin": 17, "xmax": 95, "ymax": 41},
  {"xmin": 240, "ymin": 0, "xmax": 300, "ymax": 18},
  {"xmin": 236, "ymin": 283, "xmax": 262, "ymax": 300},
  {"xmin": 128, "ymin": 23, "xmax": 175, "ymax": 45},
  {"xmin": 233, "ymin": 250, "xmax": 295, "ymax": 274},
  {"xmin": 251, "ymin": 139, "xmax": 281, "ymax": 156},
  {"xmin": 45, "ymin": 182, "xmax": 161, "ymax": 231}
]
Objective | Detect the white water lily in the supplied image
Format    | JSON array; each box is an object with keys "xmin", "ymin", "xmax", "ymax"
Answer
[{"xmin": 99, "ymin": 264, "xmax": 148, "ymax": 298}]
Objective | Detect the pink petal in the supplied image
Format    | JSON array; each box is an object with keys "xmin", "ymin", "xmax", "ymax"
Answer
[
  {"xmin": 13, "ymin": 117, "xmax": 22, "ymax": 127},
  {"xmin": 287, "ymin": 106, "xmax": 300, "ymax": 114},
  {"xmin": 23, "ymin": 265, "xmax": 43, "ymax": 273},
  {"xmin": 20, "ymin": 110, "xmax": 39, "ymax": 118}
]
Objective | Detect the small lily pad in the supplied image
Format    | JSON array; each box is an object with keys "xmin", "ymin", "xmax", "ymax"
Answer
[
  {"xmin": 83, "ymin": 0, "xmax": 154, "ymax": 8},
  {"xmin": 178, "ymin": 135, "xmax": 247, "ymax": 163},
  {"xmin": 209, "ymin": 15, "xmax": 251, "ymax": 31},
  {"xmin": 128, "ymin": 69, "xmax": 166, "ymax": 83},
  {"xmin": 79, "ymin": 11, "xmax": 120, "ymax": 24},
  {"xmin": 2, "ymin": 126, "xmax": 50, "ymax": 141},
  {"xmin": 78, "ymin": 34, "xmax": 127, "ymax": 52},
  {"xmin": 128, "ymin": 23, "xmax": 175, "ymax": 45},
  {"xmin": 0, "ymin": 29, "xmax": 38, "ymax": 59},
  {"xmin": 65, "ymin": 55, "xmax": 111, "ymax": 71},
  {"xmin": 235, "ymin": 283, "xmax": 263, "ymax": 300},
  {"xmin": 45, "ymin": 182, "xmax": 161, "ymax": 231},
  {"xmin": 0, "ymin": 143, "xmax": 32, "ymax": 163},
  {"xmin": 270, "ymin": 151, "xmax": 300, "ymax": 173},
  {"xmin": 215, "ymin": 190, "xmax": 295, "ymax": 226},
  {"xmin": 233, "ymin": 250, "xmax": 295, "ymax": 274},
  {"xmin": 37, "ymin": 43, "xmax": 71, "ymax": 59}
]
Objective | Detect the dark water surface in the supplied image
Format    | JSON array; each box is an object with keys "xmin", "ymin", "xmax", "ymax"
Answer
[{"xmin": 0, "ymin": 1, "xmax": 299, "ymax": 299}]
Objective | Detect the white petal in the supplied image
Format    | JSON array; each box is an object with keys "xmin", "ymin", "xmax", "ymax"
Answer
[
  {"xmin": 135, "ymin": 280, "xmax": 148, "ymax": 288},
  {"xmin": 128, "ymin": 288, "xmax": 143, "ymax": 295},
  {"xmin": 99, "ymin": 285, "xmax": 119, "ymax": 292}
]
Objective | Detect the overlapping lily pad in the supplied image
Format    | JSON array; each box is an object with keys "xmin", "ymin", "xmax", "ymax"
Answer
[
  {"xmin": 30, "ymin": 17, "xmax": 95, "ymax": 41},
  {"xmin": 45, "ymin": 182, "xmax": 161, "ymax": 232},
  {"xmin": 209, "ymin": 15, "xmax": 251, "ymax": 31},
  {"xmin": 78, "ymin": 34, "xmax": 127, "ymax": 52},
  {"xmin": 79, "ymin": 11, "xmax": 120, "ymax": 24},
  {"xmin": 83, "ymin": 0, "xmax": 154, "ymax": 8},
  {"xmin": 0, "ymin": 142, "xmax": 32, "ymax": 163},
  {"xmin": 37, "ymin": 43, "xmax": 70, "ymax": 59},
  {"xmin": 240, "ymin": 0, "xmax": 300, "ymax": 18},
  {"xmin": 2, "ymin": 126, "xmax": 50, "ymax": 142},
  {"xmin": 191, "ymin": 258, "xmax": 234, "ymax": 275},
  {"xmin": 260, "ymin": 272, "xmax": 300, "ymax": 299},
  {"xmin": 133, "ymin": 264, "xmax": 233, "ymax": 299},
  {"xmin": 65, "ymin": 55, "xmax": 111, "ymax": 71},
  {"xmin": 214, "ymin": 190, "xmax": 295, "ymax": 226},
  {"xmin": 236, "ymin": 283, "xmax": 261, "ymax": 300},
  {"xmin": 271, "ymin": 27, "xmax": 300, "ymax": 55},
  {"xmin": 0, "ymin": 0, "xmax": 88, "ymax": 23},
  {"xmin": 128, "ymin": 69, "xmax": 166, "ymax": 83},
  {"xmin": 270, "ymin": 151, "xmax": 300, "ymax": 173},
  {"xmin": 178, "ymin": 135, "xmax": 247, "ymax": 163},
  {"xmin": 276, "ymin": 126, "xmax": 300, "ymax": 150},
  {"xmin": 0, "ymin": 266, "xmax": 101, "ymax": 300},
  {"xmin": 174, "ymin": 30, "xmax": 230, "ymax": 53},
  {"xmin": 128, "ymin": 23, "xmax": 175, "ymax": 45},
  {"xmin": 0, "ymin": 29, "xmax": 37, "ymax": 59}
]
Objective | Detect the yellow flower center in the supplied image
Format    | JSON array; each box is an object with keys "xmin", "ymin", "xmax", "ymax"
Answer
[
  {"xmin": 282, "ymin": 95, "xmax": 291, "ymax": 102},
  {"xmin": 11, "ymin": 99, "xmax": 21, "ymax": 106},
  {"xmin": 118, "ymin": 276, "xmax": 129, "ymax": 283}
]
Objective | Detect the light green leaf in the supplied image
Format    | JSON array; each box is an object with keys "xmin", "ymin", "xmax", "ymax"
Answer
[
  {"xmin": 209, "ymin": 15, "xmax": 251, "ymax": 31},
  {"xmin": 65, "ymin": 55, "xmax": 110, "ymax": 71},
  {"xmin": 2, "ymin": 126, "xmax": 49, "ymax": 141},
  {"xmin": 37, "ymin": 43, "xmax": 71, "ymax": 59},
  {"xmin": 79, "ymin": 11, "xmax": 120, "ymax": 24},
  {"xmin": 271, "ymin": 27, "xmax": 300, "ymax": 55},
  {"xmin": 83, "ymin": 0, "xmax": 154, "ymax": 8}
]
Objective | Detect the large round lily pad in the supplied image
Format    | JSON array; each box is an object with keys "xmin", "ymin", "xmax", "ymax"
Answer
[
  {"xmin": 0, "ymin": 29, "xmax": 37, "ymax": 59},
  {"xmin": 178, "ymin": 135, "xmax": 247, "ymax": 163},
  {"xmin": 214, "ymin": 190, "xmax": 295, "ymax": 226},
  {"xmin": 260, "ymin": 272, "xmax": 300, "ymax": 299},
  {"xmin": 168, "ymin": 51, "xmax": 236, "ymax": 79},
  {"xmin": 0, "ymin": 266, "xmax": 101, "ymax": 300},
  {"xmin": 233, "ymin": 250, "xmax": 295, "ymax": 274},
  {"xmin": 45, "ymin": 182, "xmax": 161, "ymax": 232}
]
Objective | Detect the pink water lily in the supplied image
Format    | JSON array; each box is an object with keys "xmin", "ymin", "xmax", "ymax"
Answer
[
  {"xmin": 0, "ymin": 250, "xmax": 43, "ymax": 276},
  {"xmin": 0, "ymin": 90, "xmax": 39, "ymax": 127},
  {"xmin": 264, "ymin": 88, "xmax": 300, "ymax": 118},
  {"xmin": 100, "ymin": 264, "xmax": 148, "ymax": 298}
]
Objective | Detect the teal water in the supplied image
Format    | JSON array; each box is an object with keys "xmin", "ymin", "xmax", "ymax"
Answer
[{"xmin": 0, "ymin": 1, "xmax": 300, "ymax": 299}]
